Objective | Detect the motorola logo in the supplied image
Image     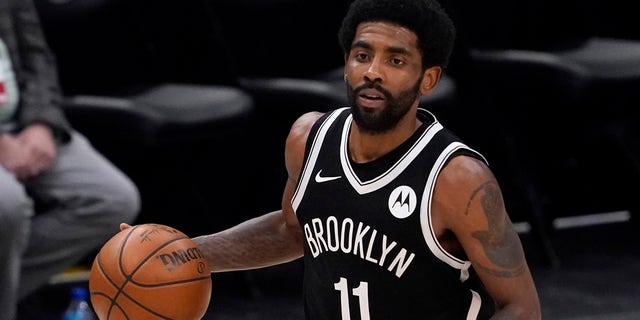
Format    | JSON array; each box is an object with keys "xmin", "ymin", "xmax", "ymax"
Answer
[{"xmin": 388, "ymin": 185, "xmax": 417, "ymax": 219}]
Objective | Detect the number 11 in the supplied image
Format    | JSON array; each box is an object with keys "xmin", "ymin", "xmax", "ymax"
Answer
[{"xmin": 334, "ymin": 277, "xmax": 371, "ymax": 320}]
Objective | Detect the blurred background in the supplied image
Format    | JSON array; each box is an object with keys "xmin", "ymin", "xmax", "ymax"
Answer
[{"xmin": 21, "ymin": 0, "xmax": 640, "ymax": 319}]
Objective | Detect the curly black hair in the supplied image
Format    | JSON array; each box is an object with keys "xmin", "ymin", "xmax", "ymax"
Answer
[{"xmin": 337, "ymin": 0, "xmax": 456, "ymax": 71}]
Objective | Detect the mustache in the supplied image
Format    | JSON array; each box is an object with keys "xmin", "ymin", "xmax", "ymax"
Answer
[{"xmin": 354, "ymin": 81, "xmax": 391, "ymax": 100}]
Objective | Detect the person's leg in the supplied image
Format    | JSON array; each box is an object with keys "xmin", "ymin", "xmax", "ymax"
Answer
[
  {"xmin": 18, "ymin": 131, "xmax": 140, "ymax": 298},
  {"xmin": 0, "ymin": 167, "xmax": 34, "ymax": 320}
]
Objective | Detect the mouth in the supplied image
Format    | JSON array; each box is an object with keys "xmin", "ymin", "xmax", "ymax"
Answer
[{"xmin": 357, "ymin": 88, "xmax": 385, "ymax": 108}]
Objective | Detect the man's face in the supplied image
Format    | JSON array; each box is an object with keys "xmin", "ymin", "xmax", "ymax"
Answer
[{"xmin": 345, "ymin": 22, "xmax": 425, "ymax": 134}]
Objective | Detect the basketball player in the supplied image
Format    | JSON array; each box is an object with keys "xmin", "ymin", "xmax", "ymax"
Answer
[{"xmin": 161, "ymin": 0, "xmax": 541, "ymax": 318}]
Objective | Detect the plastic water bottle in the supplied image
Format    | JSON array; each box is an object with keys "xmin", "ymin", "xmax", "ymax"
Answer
[{"xmin": 62, "ymin": 286, "xmax": 97, "ymax": 320}]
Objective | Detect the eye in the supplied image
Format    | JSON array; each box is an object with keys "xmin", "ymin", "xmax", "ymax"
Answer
[
  {"xmin": 390, "ymin": 57, "xmax": 405, "ymax": 66},
  {"xmin": 354, "ymin": 52, "xmax": 369, "ymax": 62}
]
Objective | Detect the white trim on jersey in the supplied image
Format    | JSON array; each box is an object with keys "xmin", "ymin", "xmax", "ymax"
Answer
[
  {"xmin": 467, "ymin": 290, "xmax": 482, "ymax": 320},
  {"xmin": 340, "ymin": 114, "xmax": 445, "ymax": 195},
  {"xmin": 421, "ymin": 142, "xmax": 487, "ymax": 319},
  {"xmin": 421, "ymin": 142, "xmax": 475, "ymax": 279},
  {"xmin": 292, "ymin": 107, "xmax": 348, "ymax": 211}
]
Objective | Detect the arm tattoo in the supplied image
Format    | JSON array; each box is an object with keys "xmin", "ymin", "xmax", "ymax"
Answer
[{"xmin": 468, "ymin": 180, "xmax": 526, "ymax": 278}]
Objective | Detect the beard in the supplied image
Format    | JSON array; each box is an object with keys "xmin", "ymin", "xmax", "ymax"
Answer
[{"xmin": 347, "ymin": 77, "xmax": 423, "ymax": 134}]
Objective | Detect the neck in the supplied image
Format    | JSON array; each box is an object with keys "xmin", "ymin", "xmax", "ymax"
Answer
[{"xmin": 348, "ymin": 111, "xmax": 422, "ymax": 163}]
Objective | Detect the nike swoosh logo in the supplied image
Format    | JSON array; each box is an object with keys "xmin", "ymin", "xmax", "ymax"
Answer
[{"xmin": 315, "ymin": 170, "xmax": 341, "ymax": 183}]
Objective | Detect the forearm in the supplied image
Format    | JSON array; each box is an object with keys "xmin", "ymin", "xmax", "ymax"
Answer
[{"xmin": 192, "ymin": 210, "xmax": 304, "ymax": 273}]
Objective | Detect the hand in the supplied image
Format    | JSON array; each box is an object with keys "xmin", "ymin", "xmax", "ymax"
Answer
[
  {"xmin": 17, "ymin": 123, "xmax": 57, "ymax": 169},
  {"xmin": 0, "ymin": 124, "xmax": 57, "ymax": 181},
  {"xmin": 0, "ymin": 134, "xmax": 28, "ymax": 180},
  {"xmin": 120, "ymin": 223, "xmax": 132, "ymax": 231}
]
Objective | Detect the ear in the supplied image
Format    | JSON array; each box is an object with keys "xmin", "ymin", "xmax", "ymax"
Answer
[{"xmin": 419, "ymin": 66, "xmax": 442, "ymax": 96}]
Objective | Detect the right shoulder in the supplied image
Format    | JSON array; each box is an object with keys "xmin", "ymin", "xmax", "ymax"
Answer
[
  {"xmin": 284, "ymin": 111, "xmax": 325, "ymax": 178},
  {"xmin": 288, "ymin": 111, "xmax": 325, "ymax": 143},
  {"xmin": 286, "ymin": 111, "xmax": 325, "ymax": 155}
]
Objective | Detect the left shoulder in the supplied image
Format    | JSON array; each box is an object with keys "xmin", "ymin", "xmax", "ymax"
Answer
[
  {"xmin": 440, "ymin": 154, "xmax": 495, "ymax": 189},
  {"xmin": 432, "ymin": 154, "xmax": 503, "ymax": 230}
]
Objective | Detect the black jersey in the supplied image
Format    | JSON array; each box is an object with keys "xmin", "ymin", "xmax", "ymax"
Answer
[{"xmin": 292, "ymin": 107, "xmax": 494, "ymax": 320}]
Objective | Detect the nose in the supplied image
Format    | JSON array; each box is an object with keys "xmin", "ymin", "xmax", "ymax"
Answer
[{"xmin": 363, "ymin": 59, "xmax": 383, "ymax": 83}]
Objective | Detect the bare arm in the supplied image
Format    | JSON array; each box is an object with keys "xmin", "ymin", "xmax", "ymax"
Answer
[
  {"xmin": 192, "ymin": 111, "xmax": 324, "ymax": 273},
  {"xmin": 192, "ymin": 210, "xmax": 302, "ymax": 272},
  {"xmin": 433, "ymin": 156, "xmax": 541, "ymax": 319}
]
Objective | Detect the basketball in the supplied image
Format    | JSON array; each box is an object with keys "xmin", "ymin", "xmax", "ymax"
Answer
[{"xmin": 89, "ymin": 223, "xmax": 212, "ymax": 320}]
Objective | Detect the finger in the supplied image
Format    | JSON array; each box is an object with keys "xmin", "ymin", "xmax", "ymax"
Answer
[{"xmin": 120, "ymin": 223, "xmax": 132, "ymax": 231}]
